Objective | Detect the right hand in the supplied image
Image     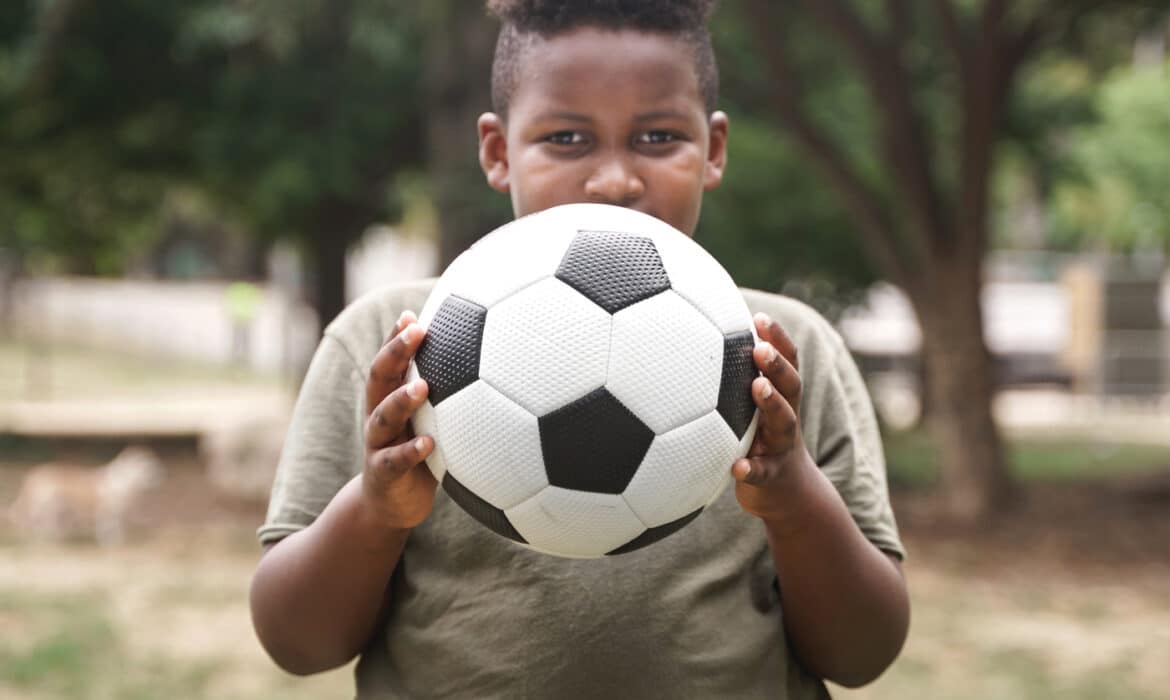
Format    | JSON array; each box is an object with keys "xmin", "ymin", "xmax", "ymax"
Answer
[{"xmin": 362, "ymin": 310, "xmax": 439, "ymax": 530}]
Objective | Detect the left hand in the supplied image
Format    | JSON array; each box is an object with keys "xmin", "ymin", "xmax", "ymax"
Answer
[{"xmin": 732, "ymin": 312, "xmax": 812, "ymax": 520}]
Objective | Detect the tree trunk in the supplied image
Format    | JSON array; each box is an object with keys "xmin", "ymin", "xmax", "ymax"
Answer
[
  {"xmin": 915, "ymin": 258, "xmax": 1014, "ymax": 520},
  {"xmin": 308, "ymin": 230, "xmax": 350, "ymax": 331}
]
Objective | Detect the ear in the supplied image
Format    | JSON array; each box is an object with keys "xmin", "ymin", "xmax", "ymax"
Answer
[
  {"xmin": 478, "ymin": 112, "xmax": 510, "ymax": 194},
  {"xmin": 703, "ymin": 111, "xmax": 729, "ymax": 191}
]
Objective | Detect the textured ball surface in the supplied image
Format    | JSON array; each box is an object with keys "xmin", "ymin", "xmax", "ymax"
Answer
[{"xmin": 409, "ymin": 203, "xmax": 758, "ymax": 558}]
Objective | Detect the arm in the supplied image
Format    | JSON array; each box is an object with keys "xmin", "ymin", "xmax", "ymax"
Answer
[
  {"xmin": 732, "ymin": 313, "xmax": 910, "ymax": 688},
  {"xmin": 250, "ymin": 311, "xmax": 438, "ymax": 675}
]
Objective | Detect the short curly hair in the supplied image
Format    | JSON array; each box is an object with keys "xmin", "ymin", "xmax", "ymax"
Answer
[{"xmin": 487, "ymin": 0, "xmax": 720, "ymax": 119}]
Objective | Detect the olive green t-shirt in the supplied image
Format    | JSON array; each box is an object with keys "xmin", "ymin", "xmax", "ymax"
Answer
[{"xmin": 259, "ymin": 279, "xmax": 904, "ymax": 699}]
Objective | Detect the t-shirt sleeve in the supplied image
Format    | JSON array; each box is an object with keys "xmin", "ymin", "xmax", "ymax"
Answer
[
  {"xmin": 748, "ymin": 291, "xmax": 905, "ymax": 561},
  {"xmin": 257, "ymin": 332, "xmax": 367, "ymax": 545},
  {"xmin": 805, "ymin": 331, "xmax": 905, "ymax": 560}
]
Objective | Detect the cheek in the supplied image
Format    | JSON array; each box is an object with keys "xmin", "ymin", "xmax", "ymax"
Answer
[
  {"xmin": 512, "ymin": 153, "xmax": 583, "ymax": 207},
  {"xmin": 655, "ymin": 153, "xmax": 707, "ymax": 201}
]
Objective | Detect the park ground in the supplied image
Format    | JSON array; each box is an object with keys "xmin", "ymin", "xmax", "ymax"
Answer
[{"xmin": 1, "ymin": 341, "xmax": 1169, "ymax": 699}]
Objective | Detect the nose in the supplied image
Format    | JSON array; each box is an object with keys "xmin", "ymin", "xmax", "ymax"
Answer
[{"xmin": 584, "ymin": 157, "xmax": 644, "ymax": 206}]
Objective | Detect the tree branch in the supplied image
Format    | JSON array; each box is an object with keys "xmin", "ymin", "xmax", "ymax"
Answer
[
  {"xmin": 801, "ymin": 0, "xmax": 883, "ymax": 66},
  {"xmin": 884, "ymin": 0, "xmax": 911, "ymax": 46},
  {"xmin": 955, "ymin": 0, "xmax": 1111, "ymax": 261},
  {"xmin": 745, "ymin": 0, "xmax": 916, "ymax": 292},
  {"xmin": 930, "ymin": 0, "xmax": 968, "ymax": 68},
  {"xmin": 29, "ymin": 0, "xmax": 94, "ymax": 90},
  {"xmin": 979, "ymin": 0, "xmax": 1008, "ymax": 40},
  {"xmin": 797, "ymin": 0, "xmax": 951, "ymax": 261},
  {"xmin": 1009, "ymin": 0, "xmax": 1112, "ymax": 69}
]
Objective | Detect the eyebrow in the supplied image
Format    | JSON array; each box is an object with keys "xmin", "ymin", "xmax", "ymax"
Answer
[
  {"xmin": 634, "ymin": 110, "xmax": 692, "ymax": 122},
  {"xmin": 532, "ymin": 111, "xmax": 593, "ymax": 123},
  {"xmin": 530, "ymin": 109, "xmax": 694, "ymax": 124}
]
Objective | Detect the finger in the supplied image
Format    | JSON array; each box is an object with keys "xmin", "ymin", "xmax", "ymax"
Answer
[
  {"xmin": 753, "ymin": 342, "xmax": 802, "ymax": 409},
  {"xmin": 748, "ymin": 375, "xmax": 799, "ymax": 457},
  {"xmin": 366, "ymin": 378, "xmax": 429, "ymax": 448},
  {"xmin": 731, "ymin": 455, "xmax": 782, "ymax": 486},
  {"xmin": 388, "ymin": 309, "xmax": 417, "ymax": 342},
  {"xmin": 367, "ymin": 435, "xmax": 434, "ymax": 482},
  {"xmin": 365, "ymin": 321, "xmax": 425, "ymax": 415},
  {"xmin": 753, "ymin": 313, "xmax": 798, "ymax": 371}
]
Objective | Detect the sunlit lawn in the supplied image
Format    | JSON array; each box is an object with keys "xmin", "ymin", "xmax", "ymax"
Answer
[
  {"xmin": 834, "ymin": 563, "xmax": 1170, "ymax": 700},
  {"xmin": 2, "ymin": 529, "xmax": 1166, "ymax": 700},
  {"xmin": 0, "ymin": 539, "xmax": 353, "ymax": 700}
]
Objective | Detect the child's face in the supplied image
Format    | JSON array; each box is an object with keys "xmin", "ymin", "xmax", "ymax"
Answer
[{"xmin": 478, "ymin": 27, "xmax": 728, "ymax": 237}]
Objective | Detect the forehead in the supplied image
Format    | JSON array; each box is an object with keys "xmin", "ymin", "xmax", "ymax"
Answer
[{"xmin": 512, "ymin": 27, "xmax": 704, "ymax": 115}]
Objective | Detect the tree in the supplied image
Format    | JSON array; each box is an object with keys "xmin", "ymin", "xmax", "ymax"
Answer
[
  {"xmin": 701, "ymin": 111, "xmax": 877, "ymax": 320},
  {"xmin": 1, "ymin": 0, "xmax": 427, "ymax": 330},
  {"xmin": 0, "ymin": 0, "xmax": 210, "ymax": 275},
  {"xmin": 185, "ymin": 0, "xmax": 426, "ymax": 326},
  {"xmin": 419, "ymin": 3, "xmax": 512, "ymax": 269},
  {"xmin": 728, "ymin": 0, "xmax": 1169, "ymax": 520}
]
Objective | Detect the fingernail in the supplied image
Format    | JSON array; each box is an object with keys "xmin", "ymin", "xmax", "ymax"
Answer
[
  {"xmin": 414, "ymin": 437, "xmax": 426, "ymax": 452},
  {"xmin": 406, "ymin": 379, "xmax": 424, "ymax": 399},
  {"xmin": 767, "ymin": 345, "xmax": 778, "ymax": 362},
  {"xmin": 760, "ymin": 381, "xmax": 773, "ymax": 399}
]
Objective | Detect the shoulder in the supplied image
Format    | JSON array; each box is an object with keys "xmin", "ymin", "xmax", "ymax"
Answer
[
  {"xmin": 323, "ymin": 278, "xmax": 437, "ymax": 370},
  {"xmin": 738, "ymin": 287, "xmax": 848, "ymax": 358}
]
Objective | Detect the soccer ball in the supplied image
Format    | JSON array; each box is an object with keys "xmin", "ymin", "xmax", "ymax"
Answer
[{"xmin": 408, "ymin": 203, "xmax": 758, "ymax": 558}]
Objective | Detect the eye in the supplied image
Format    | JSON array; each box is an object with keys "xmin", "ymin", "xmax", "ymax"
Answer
[
  {"xmin": 545, "ymin": 131, "xmax": 586, "ymax": 146},
  {"xmin": 637, "ymin": 130, "xmax": 679, "ymax": 145}
]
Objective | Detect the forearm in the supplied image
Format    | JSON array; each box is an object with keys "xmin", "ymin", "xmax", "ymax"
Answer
[
  {"xmin": 762, "ymin": 453, "xmax": 909, "ymax": 687},
  {"xmin": 250, "ymin": 475, "xmax": 410, "ymax": 675}
]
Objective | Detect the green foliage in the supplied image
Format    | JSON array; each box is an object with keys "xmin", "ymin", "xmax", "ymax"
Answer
[
  {"xmin": 0, "ymin": 0, "xmax": 425, "ymax": 279},
  {"xmin": 701, "ymin": 112, "xmax": 874, "ymax": 311},
  {"xmin": 1052, "ymin": 62, "xmax": 1170, "ymax": 252},
  {"xmin": 0, "ymin": 0, "xmax": 211, "ymax": 273},
  {"xmin": 706, "ymin": 8, "xmax": 881, "ymax": 303},
  {"xmin": 183, "ymin": 0, "xmax": 426, "ymax": 243}
]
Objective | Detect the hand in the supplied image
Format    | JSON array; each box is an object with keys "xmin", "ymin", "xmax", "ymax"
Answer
[
  {"xmin": 362, "ymin": 310, "xmax": 439, "ymax": 530},
  {"xmin": 732, "ymin": 312, "xmax": 814, "ymax": 521}
]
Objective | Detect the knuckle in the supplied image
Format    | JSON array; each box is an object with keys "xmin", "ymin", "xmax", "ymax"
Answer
[
  {"xmin": 391, "ymin": 386, "xmax": 416, "ymax": 414},
  {"xmin": 389, "ymin": 333, "xmax": 415, "ymax": 360},
  {"xmin": 381, "ymin": 449, "xmax": 404, "ymax": 474}
]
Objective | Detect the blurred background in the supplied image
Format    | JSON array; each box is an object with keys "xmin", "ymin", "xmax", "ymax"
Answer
[{"xmin": 2, "ymin": 1, "xmax": 1169, "ymax": 698}]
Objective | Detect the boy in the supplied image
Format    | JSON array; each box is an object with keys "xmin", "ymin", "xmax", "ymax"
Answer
[{"xmin": 251, "ymin": 1, "xmax": 910, "ymax": 697}]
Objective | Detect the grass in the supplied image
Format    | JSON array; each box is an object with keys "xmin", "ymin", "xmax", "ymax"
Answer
[
  {"xmin": 0, "ymin": 590, "xmax": 217, "ymax": 700},
  {"xmin": 883, "ymin": 428, "xmax": 1170, "ymax": 488},
  {"xmin": 3, "ymin": 542, "xmax": 1166, "ymax": 700},
  {"xmin": 833, "ymin": 566, "xmax": 1170, "ymax": 700},
  {"xmin": 0, "ymin": 551, "xmax": 353, "ymax": 700}
]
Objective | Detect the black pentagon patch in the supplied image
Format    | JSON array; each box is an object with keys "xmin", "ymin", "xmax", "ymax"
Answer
[
  {"xmin": 538, "ymin": 387, "xmax": 654, "ymax": 494},
  {"xmin": 414, "ymin": 295, "xmax": 486, "ymax": 406},
  {"xmin": 555, "ymin": 230, "xmax": 671, "ymax": 314},
  {"xmin": 717, "ymin": 330, "xmax": 758, "ymax": 439},
  {"xmin": 606, "ymin": 508, "xmax": 705, "ymax": 556},
  {"xmin": 442, "ymin": 472, "xmax": 527, "ymax": 544}
]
